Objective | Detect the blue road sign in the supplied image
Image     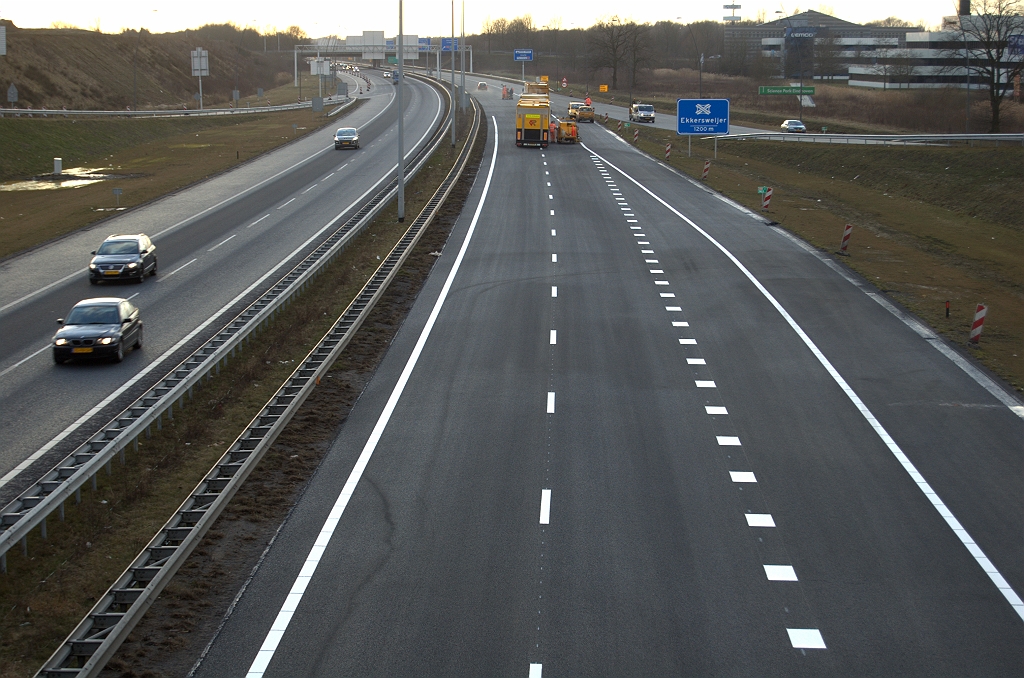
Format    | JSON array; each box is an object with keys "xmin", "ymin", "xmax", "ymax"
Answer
[
  {"xmin": 386, "ymin": 39, "xmax": 395, "ymax": 49},
  {"xmin": 676, "ymin": 99, "xmax": 730, "ymax": 135},
  {"xmin": 514, "ymin": 49, "xmax": 534, "ymax": 61},
  {"xmin": 441, "ymin": 37, "xmax": 460, "ymax": 51}
]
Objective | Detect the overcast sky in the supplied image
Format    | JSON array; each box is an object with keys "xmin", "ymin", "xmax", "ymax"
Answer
[{"xmin": 5, "ymin": 1, "xmax": 956, "ymax": 39}]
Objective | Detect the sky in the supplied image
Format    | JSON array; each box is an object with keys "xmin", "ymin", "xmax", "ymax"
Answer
[{"xmin": 3, "ymin": 1, "xmax": 956, "ymax": 39}]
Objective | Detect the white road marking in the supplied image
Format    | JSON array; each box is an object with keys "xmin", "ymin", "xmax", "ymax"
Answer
[
  {"xmin": 672, "ymin": 321, "xmax": 688, "ymax": 326},
  {"xmin": 679, "ymin": 339, "xmax": 697, "ymax": 345},
  {"xmin": 547, "ymin": 182, "xmax": 551, "ymax": 187},
  {"xmin": 655, "ymin": 280, "xmax": 669, "ymax": 285},
  {"xmin": 551, "ymin": 254, "xmax": 557, "ymax": 262},
  {"xmin": 551, "ymin": 229, "xmax": 556, "ymax": 236},
  {"xmin": 688, "ymin": 358, "xmax": 707, "ymax": 365},
  {"xmin": 247, "ymin": 214, "xmax": 270, "ymax": 228},
  {"xmin": 550, "ymin": 210, "xmax": 555, "ymax": 216},
  {"xmin": 717, "ymin": 436, "xmax": 742, "ymax": 446},
  {"xmin": 126, "ymin": 292, "xmax": 140, "ymax": 301},
  {"xmin": 706, "ymin": 405, "xmax": 728, "ymax": 414},
  {"xmin": 634, "ymin": 233, "xmax": 646, "ymax": 237},
  {"xmin": 627, "ymin": 219, "xmax": 639, "ymax": 223},
  {"xmin": 659, "ymin": 293, "xmax": 675, "ymax": 298},
  {"xmin": 530, "ymin": 664, "xmax": 543, "ymax": 678},
  {"xmin": 551, "ymin": 286, "xmax": 557, "ymax": 297},
  {"xmin": 730, "ymin": 471, "xmax": 757, "ymax": 483},
  {"xmin": 650, "ymin": 269, "xmax": 663, "ymax": 273},
  {"xmin": 543, "ymin": 161, "xmax": 547, "ymax": 166},
  {"xmin": 642, "ymin": 249, "xmax": 655, "ymax": 254},
  {"xmin": 0, "ymin": 345, "xmax": 51, "ymax": 378},
  {"xmin": 539, "ymin": 489, "xmax": 551, "ymax": 524},
  {"xmin": 646, "ymin": 259, "xmax": 659, "ymax": 263},
  {"xmin": 545, "ymin": 171, "xmax": 549, "ymax": 175},
  {"xmin": 550, "ymin": 330, "xmax": 557, "ymax": 345},
  {"xmin": 324, "ymin": 172, "xmax": 335, "ymax": 179},
  {"xmin": 638, "ymin": 241, "xmax": 650, "ymax": 245},
  {"xmin": 787, "ymin": 629, "xmax": 826, "ymax": 649},
  {"xmin": 696, "ymin": 380, "xmax": 716, "ymax": 388},
  {"xmin": 277, "ymin": 197, "xmax": 295, "ymax": 209},
  {"xmin": 208, "ymin": 234, "xmax": 237, "ymax": 252},
  {"xmin": 541, "ymin": 153, "xmax": 546, "ymax": 158},
  {"xmin": 547, "ymin": 392, "xmax": 555, "ymax": 413},
  {"xmin": 620, "ymin": 207, "xmax": 631, "ymax": 211},
  {"xmin": 548, "ymin": 195, "xmax": 553, "ymax": 200},
  {"xmin": 764, "ymin": 565, "xmax": 798, "ymax": 581},
  {"xmin": 0, "ymin": 269, "xmax": 83, "ymax": 314},
  {"xmin": 746, "ymin": 513, "xmax": 775, "ymax": 527},
  {"xmin": 580, "ymin": 143, "xmax": 1024, "ymax": 620},
  {"xmin": 302, "ymin": 183, "xmax": 318, "ymax": 194},
  {"xmin": 244, "ymin": 115, "xmax": 501, "ymax": 678},
  {"xmin": 164, "ymin": 258, "xmax": 198, "ymax": 277},
  {"xmin": 631, "ymin": 226, "xmax": 642, "ymax": 230},
  {"xmin": 666, "ymin": 306, "xmax": 682, "ymax": 311}
]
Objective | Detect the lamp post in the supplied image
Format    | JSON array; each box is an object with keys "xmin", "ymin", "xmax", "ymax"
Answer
[
  {"xmin": 450, "ymin": 0, "xmax": 456, "ymax": 146},
  {"xmin": 776, "ymin": 10, "xmax": 802, "ymax": 121},
  {"xmin": 397, "ymin": 0, "xmax": 405, "ymax": 222}
]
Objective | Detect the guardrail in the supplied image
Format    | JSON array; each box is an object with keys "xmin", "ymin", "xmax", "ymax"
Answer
[
  {"xmin": 37, "ymin": 88, "xmax": 481, "ymax": 678},
  {"xmin": 0, "ymin": 96, "xmax": 351, "ymax": 119},
  {"xmin": 709, "ymin": 132, "xmax": 1024, "ymax": 146},
  {"xmin": 0, "ymin": 73, "xmax": 448, "ymax": 576}
]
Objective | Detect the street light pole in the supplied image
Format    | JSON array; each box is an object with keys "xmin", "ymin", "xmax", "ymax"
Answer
[
  {"xmin": 397, "ymin": 0, "xmax": 405, "ymax": 222},
  {"xmin": 450, "ymin": 0, "xmax": 456, "ymax": 147}
]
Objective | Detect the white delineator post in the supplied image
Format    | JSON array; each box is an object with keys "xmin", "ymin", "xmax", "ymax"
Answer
[
  {"xmin": 633, "ymin": 128, "xmax": 639, "ymax": 144},
  {"xmin": 701, "ymin": 159, "xmax": 711, "ymax": 181},
  {"xmin": 617, "ymin": 120, "xmax": 622, "ymax": 133},
  {"xmin": 839, "ymin": 223, "xmax": 853, "ymax": 255},
  {"xmin": 761, "ymin": 187, "xmax": 773, "ymax": 210},
  {"xmin": 969, "ymin": 304, "xmax": 987, "ymax": 344},
  {"xmin": 665, "ymin": 143, "xmax": 671, "ymax": 160}
]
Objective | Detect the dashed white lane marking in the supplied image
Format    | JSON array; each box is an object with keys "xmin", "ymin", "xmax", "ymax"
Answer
[
  {"xmin": 541, "ymin": 153, "xmax": 546, "ymax": 157},
  {"xmin": 642, "ymin": 249, "xmax": 655, "ymax": 254},
  {"xmin": 551, "ymin": 229, "xmax": 556, "ymax": 236},
  {"xmin": 547, "ymin": 182, "xmax": 551, "ymax": 187},
  {"xmin": 529, "ymin": 664, "xmax": 543, "ymax": 678},
  {"xmin": 244, "ymin": 115, "xmax": 500, "ymax": 678},
  {"xmin": 248, "ymin": 214, "xmax": 270, "ymax": 228},
  {"xmin": 324, "ymin": 172, "xmax": 335, "ymax": 179},
  {"xmin": 659, "ymin": 292, "xmax": 675, "ymax": 298},
  {"xmin": 547, "ymin": 392, "xmax": 555, "ymax": 413},
  {"xmin": 586, "ymin": 142, "xmax": 1024, "ymax": 620},
  {"xmin": 634, "ymin": 233, "xmax": 646, "ymax": 237},
  {"xmin": 207, "ymin": 234, "xmax": 237, "ymax": 252},
  {"xmin": 638, "ymin": 241, "xmax": 650, "ymax": 245},
  {"xmin": 672, "ymin": 321, "xmax": 688, "ymax": 326},
  {"xmin": 545, "ymin": 171, "xmax": 549, "ymax": 175},
  {"xmin": 620, "ymin": 207, "xmax": 631, "ymax": 211},
  {"xmin": 688, "ymin": 359, "xmax": 706, "ymax": 365},
  {"xmin": 276, "ymin": 197, "xmax": 295, "ymax": 209},
  {"xmin": 764, "ymin": 565, "xmax": 799, "ymax": 581},
  {"xmin": 627, "ymin": 219, "xmax": 639, "ymax": 223},
  {"xmin": 631, "ymin": 226, "xmax": 642, "ymax": 230},
  {"xmin": 679, "ymin": 339, "xmax": 697, "ymax": 345},
  {"xmin": 717, "ymin": 436, "xmax": 742, "ymax": 446},
  {"xmin": 706, "ymin": 405, "xmax": 728, "ymax": 414},
  {"xmin": 730, "ymin": 471, "xmax": 757, "ymax": 483},
  {"xmin": 548, "ymin": 195, "xmax": 553, "ymax": 199},
  {"xmin": 164, "ymin": 258, "xmax": 198, "ymax": 278},
  {"xmin": 0, "ymin": 345, "xmax": 51, "ymax": 377},
  {"xmin": 551, "ymin": 254, "xmax": 557, "ymax": 263},
  {"xmin": 666, "ymin": 306, "xmax": 682, "ymax": 311},
  {"xmin": 655, "ymin": 280, "xmax": 669, "ymax": 285},
  {"xmin": 550, "ymin": 330, "xmax": 557, "ymax": 345},
  {"xmin": 301, "ymin": 183, "xmax": 318, "ymax": 194},
  {"xmin": 550, "ymin": 210, "xmax": 555, "ymax": 216},
  {"xmin": 551, "ymin": 286, "xmax": 557, "ymax": 298},
  {"xmin": 650, "ymin": 269, "xmax": 663, "ymax": 273},
  {"xmin": 539, "ymin": 489, "xmax": 552, "ymax": 524},
  {"xmin": 646, "ymin": 259, "xmax": 659, "ymax": 263},
  {"xmin": 696, "ymin": 380, "xmax": 716, "ymax": 388},
  {"xmin": 787, "ymin": 629, "xmax": 827, "ymax": 649},
  {"xmin": 543, "ymin": 161, "xmax": 547, "ymax": 166},
  {"xmin": 746, "ymin": 513, "xmax": 776, "ymax": 527}
]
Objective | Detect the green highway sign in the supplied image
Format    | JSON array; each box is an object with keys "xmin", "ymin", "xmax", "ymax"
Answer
[
  {"xmin": 757, "ymin": 186, "xmax": 769, "ymax": 194},
  {"xmin": 759, "ymin": 86, "xmax": 815, "ymax": 95},
  {"xmin": 388, "ymin": 56, "xmax": 398, "ymax": 64}
]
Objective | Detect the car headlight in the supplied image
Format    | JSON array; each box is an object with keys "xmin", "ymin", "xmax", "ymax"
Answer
[
  {"xmin": 99, "ymin": 337, "xmax": 114, "ymax": 345},
  {"xmin": 89, "ymin": 264, "xmax": 97, "ymax": 270},
  {"xmin": 127, "ymin": 262, "xmax": 139, "ymax": 269},
  {"xmin": 55, "ymin": 338, "xmax": 68, "ymax": 346}
]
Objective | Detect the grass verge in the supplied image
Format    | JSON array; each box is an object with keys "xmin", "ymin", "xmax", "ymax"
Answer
[
  {"xmin": 0, "ymin": 98, "xmax": 365, "ymax": 260},
  {"xmin": 598, "ymin": 120, "xmax": 1023, "ymax": 394},
  {"xmin": 0, "ymin": 106, "xmax": 479, "ymax": 678}
]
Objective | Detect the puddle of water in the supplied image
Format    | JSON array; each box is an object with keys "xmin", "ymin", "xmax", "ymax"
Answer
[{"xmin": 0, "ymin": 167, "xmax": 141, "ymax": 192}]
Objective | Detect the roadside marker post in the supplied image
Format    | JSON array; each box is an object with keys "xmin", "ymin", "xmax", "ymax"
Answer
[
  {"xmin": 604, "ymin": 112, "xmax": 609, "ymax": 123},
  {"xmin": 617, "ymin": 120, "xmax": 622, "ymax": 133},
  {"xmin": 838, "ymin": 223, "xmax": 853, "ymax": 255},
  {"xmin": 701, "ymin": 159, "xmax": 711, "ymax": 181},
  {"xmin": 634, "ymin": 128, "xmax": 639, "ymax": 144},
  {"xmin": 969, "ymin": 304, "xmax": 987, "ymax": 344},
  {"xmin": 945, "ymin": 300, "xmax": 950, "ymax": 318},
  {"xmin": 665, "ymin": 143, "xmax": 671, "ymax": 160},
  {"xmin": 758, "ymin": 186, "xmax": 773, "ymax": 210}
]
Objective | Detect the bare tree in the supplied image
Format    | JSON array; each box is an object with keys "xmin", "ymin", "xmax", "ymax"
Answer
[
  {"xmin": 865, "ymin": 17, "xmax": 917, "ymax": 27},
  {"xmin": 587, "ymin": 17, "xmax": 631, "ymax": 89},
  {"xmin": 888, "ymin": 49, "xmax": 918, "ymax": 88},
  {"xmin": 624, "ymin": 22, "xmax": 654, "ymax": 92},
  {"xmin": 508, "ymin": 15, "xmax": 536, "ymax": 48},
  {"xmin": 814, "ymin": 31, "xmax": 845, "ymax": 78},
  {"xmin": 870, "ymin": 47, "xmax": 898, "ymax": 89},
  {"xmin": 482, "ymin": 18, "xmax": 508, "ymax": 54},
  {"xmin": 947, "ymin": 0, "xmax": 1024, "ymax": 132}
]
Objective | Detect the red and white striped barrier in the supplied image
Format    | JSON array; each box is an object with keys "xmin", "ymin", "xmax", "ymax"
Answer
[
  {"xmin": 701, "ymin": 159, "xmax": 711, "ymax": 181},
  {"xmin": 633, "ymin": 129, "xmax": 639, "ymax": 144},
  {"xmin": 969, "ymin": 304, "xmax": 987, "ymax": 344},
  {"xmin": 761, "ymin": 187, "xmax": 773, "ymax": 210},
  {"xmin": 839, "ymin": 223, "xmax": 853, "ymax": 255},
  {"xmin": 617, "ymin": 120, "xmax": 622, "ymax": 133},
  {"xmin": 604, "ymin": 112, "xmax": 609, "ymax": 123},
  {"xmin": 665, "ymin": 143, "xmax": 671, "ymax": 160}
]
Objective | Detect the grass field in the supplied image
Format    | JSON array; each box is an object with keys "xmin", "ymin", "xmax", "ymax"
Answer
[
  {"xmin": 599, "ymin": 120, "xmax": 1024, "ymax": 394},
  {"xmin": 0, "ymin": 97, "xmax": 362, "ymax": 259}
]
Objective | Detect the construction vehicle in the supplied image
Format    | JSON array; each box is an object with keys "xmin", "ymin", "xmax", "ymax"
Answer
[
  {"xmin": 525, "ymin": 82, "xmax": 550, "ymax": 95},
  {"xmin": 516, "ymin": 98, "xmax": 550, "ymax": 147},
  {"xmin": 555, "ymin": 119, "xmax": 580, "ymax": 144},
  {"xmin": 576, "ymin": 105, "xmax": 595, "ymax": 123},
  {"xmin": 567, "ymin": 101, "xmax": 584, "ymax": 120}
]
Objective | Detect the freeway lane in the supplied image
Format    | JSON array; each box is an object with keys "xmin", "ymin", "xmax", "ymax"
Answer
[
  {"xmin": 193, "ymin": 85, "xmax": 1022, "ymax": 676},
  {"xmin": 0, "ymin": 73, "xmax": 444, "ymax": 496}
]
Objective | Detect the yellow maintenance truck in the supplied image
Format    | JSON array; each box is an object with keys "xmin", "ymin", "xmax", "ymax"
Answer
[
  {"xmin": 525, "ymin": 82, "xmax": 550, "ymax": 95},
  {"xmin": 567, "ymin": 102, "xmax": 584, "ymax": 120},
  {"xmin": 576, "ymin": 105, "xmax": 595, "ymax": 123},
  {"xmin": 516, "ymin": 98, "xmax": 550, "ymax": 147}
]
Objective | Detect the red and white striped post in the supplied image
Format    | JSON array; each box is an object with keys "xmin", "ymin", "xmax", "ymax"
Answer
[
  {"xmin": 604, "ymin": 112, "xmax": 609, "ymax": 123},
  {"xmin": 633, "ymin": 128, "xmax": 639, "ymax": 144},
  {"xmin": 761, "ymin": 187, "xmax": 773, "ymax": 210},
  {"xmin": 665, "ymin": 143, "xmax": 671, "ymax": 160},
  {"xmin": 839, "ymin": 223, "xmax": 853, "ymax": 255},
  {"xmin": 616, "ymin": 120, "xmax": 622, "ymax": 133},
  {"xmin": 701, "ymin": 159, "xmax": 711, "ymax": 181},
  {"xmin": 969, "ymin": 304, "xmax": 987, "ymax": 344}
]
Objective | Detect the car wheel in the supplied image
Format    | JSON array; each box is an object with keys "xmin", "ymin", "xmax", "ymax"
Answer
[
  {"xmin": 136, "ymin": 269, "xmax": 145, "ymax": 283},
  {"xmin": 54, "ymin": 351, "xmax": 67, "ymax": 365},
  {"xmin": 114, "ymin": 343, "xmax": 124, "ymax": 363},
  {"xmin": 133, "ymin": 325, "xmax": 143, "ymax": 350},
  {"xmin": 150, "ymin": 258, "xmax": 158, "ymax": 277},
  {"xmin": 89, "ymin": 278, "xmax": 98, "ymax": 285}
]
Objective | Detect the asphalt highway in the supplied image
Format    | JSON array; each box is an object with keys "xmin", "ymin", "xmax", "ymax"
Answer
[
  {"xmin": 193, "ymin": 79, "xmax": 1023, "ymax": 676},
  {"xmin": 0, "ymin": 73, "xmax": 444, "ymax": 500}
]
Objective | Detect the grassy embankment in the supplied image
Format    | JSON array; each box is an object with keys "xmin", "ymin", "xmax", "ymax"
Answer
[
  {"xmin": 0, "ymin": 79, "xmax": 362, "ymax": 259},
  {"xmin": 598, "ymin": 119, "xmax": 1023, "ymax": 394},
  {"xmin": 0, "ymin": 103, "xmax": 478, "ymax": 677}
]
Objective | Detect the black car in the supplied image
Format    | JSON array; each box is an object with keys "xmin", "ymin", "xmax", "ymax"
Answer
[
  {"xmin": 89, "ymin": 233, "xmax": 157, "ymax": 284},
  {"xmin": 53, "ymin": 297, "xmax": 143, "ymax": 364},
  {"xmin": 333, "ymin": 127, "xmax": 360, "ymax": 150}
]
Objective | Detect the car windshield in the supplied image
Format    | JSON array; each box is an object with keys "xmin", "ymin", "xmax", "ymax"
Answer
[
  {"xmin": 96, "ymin": 240, "xmax": 139, "ymax": 255},
  {"xmin": 638, "ymin": 105, "xmax": 654, "ymax": 112},
  {"xmin": 337, "ymin": 128, "xmax": 356, "ymax": 137},
  {"xmin": 66, "ymin": 305, "xmax": 120, "ymax": 325}
]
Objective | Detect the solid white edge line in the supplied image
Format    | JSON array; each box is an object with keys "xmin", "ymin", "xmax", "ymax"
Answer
[
  {"xmin": 539, "ymin": 489, "xmax": 551, "ymax": 524},
  {"xmin": 582, "ymin": 142, "xmax": 1024, "ymax": 622},
  {"xmin": 244, "ymin": 115, "xmax": 501, "ymax": 678}
]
